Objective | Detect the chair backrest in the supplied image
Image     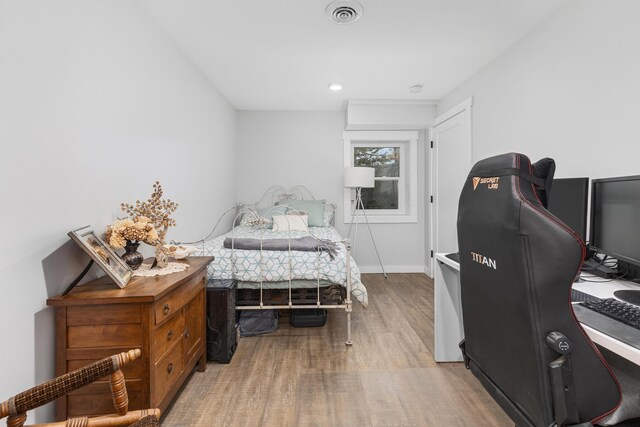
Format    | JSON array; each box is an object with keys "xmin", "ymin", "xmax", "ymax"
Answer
[
  {"xmin": 457, "ymin": 153, "xmax": 620, "ymax": 426},
  {"xmin": 0, "ymin": 349, "xmax": 159, "ymax": 427}
]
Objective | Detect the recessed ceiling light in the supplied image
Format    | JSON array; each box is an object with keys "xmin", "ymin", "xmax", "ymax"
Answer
[
  {"xmin": 328, "ymin": 83, "xmax": 343, "ymax": 92},
  {"xmin": 409, "ymin": 84, "xmax": 424, "ymax": 94}
]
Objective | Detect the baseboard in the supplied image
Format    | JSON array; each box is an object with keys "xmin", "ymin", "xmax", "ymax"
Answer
[
  {"xmin": 424, "ymin": 265, "xmax": 432, "ymax": 278},
  {"xmin": 358, "ymin": 265, "xmax": 425, "ymax": 274}
]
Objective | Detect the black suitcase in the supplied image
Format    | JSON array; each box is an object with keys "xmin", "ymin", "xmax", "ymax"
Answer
[
  {"xmin": 206, "ymin": 279, "xmax": 238, "ymax": 363},
  {"xmin": 290, "ymin": 309, "xmax": 327, "ymax": 327}
]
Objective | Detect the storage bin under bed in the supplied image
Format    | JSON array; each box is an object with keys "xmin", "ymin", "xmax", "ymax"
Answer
[{"xmin": 235, "ymin": 283, "xmax": 346, "ymax": 306}]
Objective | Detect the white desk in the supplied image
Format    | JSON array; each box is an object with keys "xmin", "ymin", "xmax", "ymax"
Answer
[
  {"xmin": 434, "ymin": 253, "xmax": 464, "ymax": 362},
  {"xmin": 433, "ymin": 254, "xmax": 640, "ymax": 366},
  {"xmin": 573, "ymin": 278, "xmax": 640, "ymax": 366}
]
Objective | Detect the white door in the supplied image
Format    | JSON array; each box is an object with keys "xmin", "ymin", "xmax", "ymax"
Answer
[{"xmin": 430, "ymin": 98, "xmax": 472, "ymax": 271}]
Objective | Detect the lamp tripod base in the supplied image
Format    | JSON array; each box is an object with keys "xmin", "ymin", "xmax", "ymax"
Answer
[{"xmin": 347, "ymin": 187, "xmax": 387, "ymax": 278}]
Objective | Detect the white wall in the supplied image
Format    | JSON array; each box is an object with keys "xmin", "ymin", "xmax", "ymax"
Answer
[
  {"xmin": 0, "ymin": 1, "xmax": 236, "ymax": 421},
  {"xmin": 235, "ymin": 111, "xmax": 430, "ymax": 273},
  {"xmin": 346, "ymin": 100, "xmax": 437, "ymax": 130},
  {"xmin": 438, "ymin": 0, "xmax": 640, "ymax": 179}
]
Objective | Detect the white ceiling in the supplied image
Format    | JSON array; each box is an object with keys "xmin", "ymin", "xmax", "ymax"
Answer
[{"xmin": 140, "ymin": 0, "xmax": 568, "ymax": 111}]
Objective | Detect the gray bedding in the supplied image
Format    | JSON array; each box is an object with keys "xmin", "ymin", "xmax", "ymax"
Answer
[{"xmin": 223, "ymin": 236, "xmax": 338, "ymax": 260}]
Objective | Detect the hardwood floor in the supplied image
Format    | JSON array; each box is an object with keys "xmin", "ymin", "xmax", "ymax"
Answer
[{"xmin": 162, "ymin": 273, "xmax": 512, "ymax": 426}]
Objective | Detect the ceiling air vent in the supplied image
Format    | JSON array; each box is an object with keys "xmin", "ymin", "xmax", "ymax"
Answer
[{"xmin": 326, "ymin": 1, "xmax": 363, "ymax": 25}]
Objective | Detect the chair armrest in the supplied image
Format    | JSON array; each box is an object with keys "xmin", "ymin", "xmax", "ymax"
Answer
[
  {"xmin": 23, "ymin": 408, "xmax": 161, "ymax": 427},
  {"xmin": 547, "ymin": 332, "xmax": 579, "ymax": 425},
  {"xmin": 128, "ymin": 414, "xmax": 160, "ymax": 427},
  {"xmin": 1, "ymin": 350, "xmax": 141, "ymax": 424}
]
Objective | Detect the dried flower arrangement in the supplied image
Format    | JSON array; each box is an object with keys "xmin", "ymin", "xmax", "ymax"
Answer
[
  {"xmin": 117, "ymin": 181, "xmax": 179, "ymax": 268},
  {"xmin": 105, "ymin": 216, "xmax": 158, "ymax": 249}
]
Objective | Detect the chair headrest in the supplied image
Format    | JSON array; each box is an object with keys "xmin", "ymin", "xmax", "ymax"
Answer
[
  {"xmin": 468, "ymin": 152, "xmax": 555, "ymax": 208},
  {"xmin": 531, "ymin": 157, "xmax": 555, "ymax": 208}
]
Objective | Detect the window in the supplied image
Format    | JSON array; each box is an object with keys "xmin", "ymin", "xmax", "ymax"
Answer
[
  {"xmin": 344, "ymin": 131, "xmax": 418, "ymax": 223},
  {"xmin": 354, "ymin": 146, "xmax": 400, "ymax": 210}
]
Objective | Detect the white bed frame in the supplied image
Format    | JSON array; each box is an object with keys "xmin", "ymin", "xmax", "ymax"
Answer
[{"xmin": 184, "ymin": 186, "xmax": 355, "ymax": 346}]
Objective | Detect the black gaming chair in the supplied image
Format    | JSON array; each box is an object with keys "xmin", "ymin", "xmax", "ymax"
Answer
[{"xmin": 457, "ymin": 153, "xmax": 622, "ymax": 426}]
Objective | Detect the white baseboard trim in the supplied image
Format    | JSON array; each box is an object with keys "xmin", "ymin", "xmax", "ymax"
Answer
[
  {"xmin": 424, "ymin": 265, "xmax": 433, "ymax": 278},
  {"xmin": 358, "ymin": 265, "xmax": 425, "ymax": 274}
]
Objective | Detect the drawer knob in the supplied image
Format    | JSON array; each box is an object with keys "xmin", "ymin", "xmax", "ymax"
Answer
[
  {"xmin": 167, "ymin": 330, "xmax": 174, "ymax": 340},
  {"xmin": 167, "ymin": 363, "xmax": 173, "ymax": 374},
  {"xmin": 184, "ymin": 328, "xmax": 190, "ymax": 338},
  {"xmin": 163, "ymin": 304, "xmax": 171, "ymax": 315}
]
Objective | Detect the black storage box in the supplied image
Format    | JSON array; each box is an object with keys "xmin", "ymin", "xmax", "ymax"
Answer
[
  {"xmin": 206, "ymin": 279, "xmax": 238, "ymax": 363},
  {"xmin": 238, "ymin": 309, "xmax": 279, "ymax": 337},
  {"xmin": 290, "ymin": 309, "xmax": 327, "ymax": 328}
]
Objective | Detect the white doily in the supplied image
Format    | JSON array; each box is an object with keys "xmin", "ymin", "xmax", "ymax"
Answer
[{"xmin": 133, "ymin": 262, "xmax": 189, "ymax": 277}]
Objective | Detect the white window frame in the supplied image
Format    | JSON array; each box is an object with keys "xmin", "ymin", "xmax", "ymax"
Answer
[{"xmin": 343, "ymin": 130, "xmax": 418, "ymax": 224}]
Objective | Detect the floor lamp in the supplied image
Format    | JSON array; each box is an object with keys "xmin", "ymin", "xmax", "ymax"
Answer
[{"xmin": 345, "ymin": 167, "xmax": 387, "ymax": 278}]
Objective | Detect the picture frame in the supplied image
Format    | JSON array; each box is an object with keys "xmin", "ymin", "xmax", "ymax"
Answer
[{"xmin": 68, "ymin": 225, "xmax": 133, "ymax": 288}]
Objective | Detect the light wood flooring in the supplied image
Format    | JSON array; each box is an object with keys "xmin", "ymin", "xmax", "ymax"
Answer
[{"xmin": 162, "ymin": 274, "xmax": 512, "ymax": 426}]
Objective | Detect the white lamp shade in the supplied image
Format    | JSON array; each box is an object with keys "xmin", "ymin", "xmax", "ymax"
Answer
[{"xmin": 344, "ymin": 167, "xmax": 375, "ymax": 188}]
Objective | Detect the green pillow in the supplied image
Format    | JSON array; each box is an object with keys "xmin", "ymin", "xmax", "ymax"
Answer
[{"xmin": 276, "ymin": 199, "xmax": 326, "ymax": 227}]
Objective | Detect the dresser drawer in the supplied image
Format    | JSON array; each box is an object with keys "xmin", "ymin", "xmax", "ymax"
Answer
[
  {"xmin": 153, "ymin": 272, "xmax": 205, "ymax": 325},
  {"xmin": 68, "ymin": 324, "xmax": 142, "ymax": 349},
  {"xmin": 152, "ymin": 311, "xmax": 184, "ymax": 363},
  {"xmin": 153, "ymin": 341, "xmax": 184, "ymax": 405},
  {"xmin": 67, "ymin": 304, "xmax": 140, "ymax": 326}
]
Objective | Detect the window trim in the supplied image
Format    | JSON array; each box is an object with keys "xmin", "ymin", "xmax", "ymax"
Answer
[{"xmin": 343, "ymin": 130, "xmax": 418, "ymax": 224}]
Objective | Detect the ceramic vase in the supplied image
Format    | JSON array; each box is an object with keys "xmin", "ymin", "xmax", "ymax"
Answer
[{"xmin": 121, "ymin": 240, "xmax": 144, "ymax": 270}]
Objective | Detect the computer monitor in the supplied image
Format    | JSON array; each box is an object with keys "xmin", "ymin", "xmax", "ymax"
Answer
[
  {"xmin": 590, "ymin": 175, "xmax": 640, "ymax": 304},
  {"xmin": 548, "ymin": 177, "xmax": 589, "ymax": 242}
]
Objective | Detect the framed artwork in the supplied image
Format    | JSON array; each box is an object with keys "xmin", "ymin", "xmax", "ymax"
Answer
[{"xmin": 68, "ymin": 225, "xmax": 133, "ymax": 288}]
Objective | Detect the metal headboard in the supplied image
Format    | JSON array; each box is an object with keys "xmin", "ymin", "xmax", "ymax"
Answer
[
  {"xmin": 238, "ymin": 185, "xmax": 335, "ymax": 226},
  {"xmin": 176, "ymin": 186, "xmax": 336, "ymax": 245},
  {"xmin": 245, "ymin": 185, "xmax": 315, "ymax": 208}
]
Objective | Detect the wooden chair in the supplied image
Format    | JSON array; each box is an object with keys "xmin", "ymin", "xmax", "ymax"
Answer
[{"xmin": 0, "ymin": 349, "xmax": 160, "ymax": 427}]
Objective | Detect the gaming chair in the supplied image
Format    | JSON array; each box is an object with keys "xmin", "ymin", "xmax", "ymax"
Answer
[{"xmin": 457, "ymin": 153, "xmax": 621, "ymax": 426}]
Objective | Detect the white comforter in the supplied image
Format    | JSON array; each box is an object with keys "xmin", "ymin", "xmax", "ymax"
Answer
[{"xmin": 196, "ymin": 226, "xmax": 368, "ymax": 306}]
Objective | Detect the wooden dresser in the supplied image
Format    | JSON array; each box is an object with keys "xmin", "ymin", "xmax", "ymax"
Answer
[{"xmin": 47, "ymin": 256, "xmax": 214, "ymax": 420}]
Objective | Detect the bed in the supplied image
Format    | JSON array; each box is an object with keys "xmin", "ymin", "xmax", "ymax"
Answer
[{"xmin": 189, "ymin": 186, "xmax": 367, "ymax": 345}]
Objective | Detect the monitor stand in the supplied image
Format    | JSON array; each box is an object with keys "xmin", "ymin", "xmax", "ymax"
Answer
[{"xmin": 614, "ymin": 290, "xmax": 640, "ymax": 306}]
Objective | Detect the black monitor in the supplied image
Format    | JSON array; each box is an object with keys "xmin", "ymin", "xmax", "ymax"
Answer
[
  {"xmin": 590, "ymin": 175, "xmax": 640, "ymax": 304},
  {"xmin": 548, "ymin": 178, "xmax": 589, "ymax": 242},
  {"xmin": 590, "ymin": 176, "xmax": 640, "ymax": 266}
]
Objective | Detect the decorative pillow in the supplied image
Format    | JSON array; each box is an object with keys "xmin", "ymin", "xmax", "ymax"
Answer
[
  {"xmin": 235, "ymin": 204, "xmax": 253, "ymax": 226},
  {"xmin": 238, "ymin": 207, "xmax": 254, "ymax": 227},
  {"xmin": 323, "ymin": 204, "xmax": 335, "ymax": 227},
  {"xmin": 272, "ymin": 214, "xmax": 308, "ymax": 232},
  {"xmin": 239, "ymin": 206, "xmax": 288, "ymax": 228},
  {"xmin": 276, "ymin": 199, "xmax": 326, "ymax": 227}
]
